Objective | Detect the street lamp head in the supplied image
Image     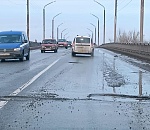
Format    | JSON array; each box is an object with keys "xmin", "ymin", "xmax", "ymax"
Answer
[
  {"xmin": 87, "ymin": 28, "xmax": 93, "ymax": 33},
  {"xmin": 53, "ymin": 12, "xmax": 62, "ymax": 20},
  {"xmin": 94, "ymin": 0, "xmax": 105, "ymax": 9},
  {"xmin": 91, "ymin": 13, "xmax": 99, "ymax": 20},
  {"xmin": 58, "ymin": 23, "xmax": 63, "ymax": 28},
  {"xmin": 64, "ymin": 33, "xmax": 68, "ymax": 36},
  {"xmin": 90, "ymin": 23, "xmax": 96, "ymax": 27},
  {"xmin": 44, "ymin": 1, "xmax": 56, "ymax": 9},
  {"xmin": 61, "ymin": 28, "xmax": 67, "ymax": 33}
]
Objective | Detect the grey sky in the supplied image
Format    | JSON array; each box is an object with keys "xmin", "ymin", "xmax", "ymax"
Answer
[{"xmin": 0, "ymin": 0, "xmax": 150, "ymax": 43}]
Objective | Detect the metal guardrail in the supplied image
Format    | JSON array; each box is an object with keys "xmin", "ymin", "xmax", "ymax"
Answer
[
  {"xmin": 100, "ymin": 43, "xmax": 150, "ymax": 60},
  {"xmin": 29, "ymin": 41, "xmax": 41, "ymax": 50}
]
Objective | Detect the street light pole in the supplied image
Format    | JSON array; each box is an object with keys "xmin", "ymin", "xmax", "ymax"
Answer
[
  {"xmin": 94, "ymin": 0, "xmax": 106, "ymax": 44},
  {"xmin": 57, "ymin": 23, "xmax": 63, "ymax": 41},
  {"xmin": 87, "ymin": 28, "xmax": 93, "ymax": 42},
  {"xmin": 140, "ymin": 0, "xmax": 144, "ymax": 43},
  {"xmin": 91, "ymin": 14, "xmax": 100, "ymax": 46},
  {"xmin": 61, "ymin": 29, "xmax": 67, "ymax": 39},
  {"xmin": 52, "ymin": 13, "xmax": 61, "ymax": 39},
  {"xmin": 43, "ymin": 1, "xmax": 56, "ymax": 40},
  {"xmin": 114, "ymin": 0, "xmax": 117, "ymax": 43},
  {"xmin": 27, "ymin": 0, "xmax": 29, "ymax": 40},
  {"xmin": 90, "ymin": 23, "xmax": 96, "ymax": 44}
]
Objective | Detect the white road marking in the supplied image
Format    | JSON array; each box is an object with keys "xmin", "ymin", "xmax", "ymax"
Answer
[
  {"xmin": 0, "ymin": 59, "xmax": 60, "ymax": 109},
  {"xmin": 0, "ymin": 101, "xmax": 8, "ymax": 109}
]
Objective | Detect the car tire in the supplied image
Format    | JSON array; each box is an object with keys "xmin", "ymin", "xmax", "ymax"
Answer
[
  {"xmin": 54, "ymin": 49, "xmax": 57, "ymax": 53},
  {"xmin": 72, "ymin": 52, "xmax": 76, "ymax": 57},
  {"xmin": 26, "ymin": 51, "xmax": 30, "ymax": 60},
  {"xmin": 65, "ymin": 46, "xmax": 68, "ymax": 49},
  {"xmin": 19, "ymin": 57, "xmax": 24, "ymax": 62},
  {"xmin": 1, "ymin": 59, "xmax": 5, "ymax": 62},
  {"xmin": 91, "ymin": 51, "xmax": 94, "ymax": 57},
  {"xmin": 19, "ymin": 52, "xmax": 24, "ymax": 62}
]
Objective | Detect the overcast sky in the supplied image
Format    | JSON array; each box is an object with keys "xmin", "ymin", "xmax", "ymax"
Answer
[{"xmin": 0, "ymin": 0, "xmax": 150, "ymax": 43}]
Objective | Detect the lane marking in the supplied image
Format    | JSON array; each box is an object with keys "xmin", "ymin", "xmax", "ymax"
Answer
[{"xmin": 0, "ymin": 59, "xmax": 60, "ymax": 109}]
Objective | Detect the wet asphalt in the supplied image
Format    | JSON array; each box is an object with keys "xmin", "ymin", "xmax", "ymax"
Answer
[{"xmin": 0, "ymin": 48, "xmax": 150, "ymax": 130}]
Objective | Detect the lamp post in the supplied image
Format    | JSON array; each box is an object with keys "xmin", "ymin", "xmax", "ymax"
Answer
[
  {"xmin": 87, "ymin": 28, "xmax": 93, "ymax": 42},
  {"xmin": 57, "ymin": 23, "xmax": 63, "ymax": 40},
  {"xmin": 140, "ymin": 0, "xmax": 144, "ymax": 43},
  {"xmin": 27, "ymin": 0, "xmax": 29, "ymax": 40},
  {"xmin": 61, "ymin": 28, "xmax": 67, "ymax": 39},
  {"xmin": 94, "ymin": 0, "xmax": 105, "ymax": 44},
  {"xmin": 52, "ymin": 13, "xmax": 61, "ymax": 39},
  {"xmin": 91, "ymin": 14, "xmax": 100, "ymax": 46},
  {"xmin": 43, "ymin": 1, "xmax": 56, "ymax": 40},
  {"xmin": 90, "ymin": 23, "xmax": 96, "ymax": 44},
  {"xmin": 114, "ymin": 0, "xmax": 117, "ymax": 43}
]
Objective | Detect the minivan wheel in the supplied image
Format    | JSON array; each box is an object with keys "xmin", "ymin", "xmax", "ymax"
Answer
[
  {"xmin": 72, "ymin": 52, "xmax": 76, "ymax": 57},
  {"xmin": 91, "ymin": 51, "xmax": 94, "ymax": 57},
  {"xmin": 1, "ymin": 59, "xmax": 5, "ymax": 62},
  {"xmin": 19, "ymin": 57, "xmax": 24, "ymax": 61}
]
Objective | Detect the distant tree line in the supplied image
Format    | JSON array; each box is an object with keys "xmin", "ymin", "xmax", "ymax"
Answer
[
  {"xmin": 109, "ymin": 30, "xmax": 150, "ymax": 43},
  {"xmin": 117, "ymin": 29, "xmax": 140, "ymax": 43}
]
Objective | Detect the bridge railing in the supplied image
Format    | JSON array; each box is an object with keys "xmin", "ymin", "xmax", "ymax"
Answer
[
  {"xmin": 100, "ymin": 42, "xmax": 150, "ymax": 60},
  {"xmin": 29, "ymin": 41, "xmax": 41, "ymax": 50}
]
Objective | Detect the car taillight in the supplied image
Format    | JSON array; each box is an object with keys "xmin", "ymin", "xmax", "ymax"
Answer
[{"xmin": 72, "ymin": 42, "xmax": 75, "ymax": 47}]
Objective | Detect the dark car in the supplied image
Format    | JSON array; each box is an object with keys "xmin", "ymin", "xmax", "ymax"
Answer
[
  {"xmin": 0, "ymin": 31, "xmax": 30, "ymax": 62},
  {"xmin": 41, "ymin": 39, "xmax": 58, "ymax": 53},
  {"xmin": 67, "ymin": 41, "xmax": 72, "ymax": 47}
]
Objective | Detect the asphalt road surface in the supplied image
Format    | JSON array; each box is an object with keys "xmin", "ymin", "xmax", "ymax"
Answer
[{"xmin": 0, "ymin": 48, "xmax": 150, "ymax": 130}]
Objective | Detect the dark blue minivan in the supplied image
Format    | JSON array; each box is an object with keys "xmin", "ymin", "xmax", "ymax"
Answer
[{"xmin": 0, "ymin": 31, "xmax": 30, "ymax": 62}]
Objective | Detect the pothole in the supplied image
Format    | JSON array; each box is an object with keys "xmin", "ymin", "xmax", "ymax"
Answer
[{"xmin": 68, "ymin": 61, "xmax": 79, "ymax": 64}]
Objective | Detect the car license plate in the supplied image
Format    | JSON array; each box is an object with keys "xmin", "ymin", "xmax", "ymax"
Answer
[{"xmin": 0, "ymin": 53, "xmax": 10, "ymax": 56}]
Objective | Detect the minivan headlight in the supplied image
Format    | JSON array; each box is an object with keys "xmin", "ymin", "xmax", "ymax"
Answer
[{"xmin": 14, "ymin": 48, "xmax": 21, "ymax": 51}]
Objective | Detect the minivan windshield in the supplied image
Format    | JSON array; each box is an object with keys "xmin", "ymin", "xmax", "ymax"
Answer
[
  {"xmin": 76, "ymin": 37, "xmax": 90, "ymax": 43},
  {"xmin": 0, "ymin": 35, "xmax": 21, "ymax": 43}
]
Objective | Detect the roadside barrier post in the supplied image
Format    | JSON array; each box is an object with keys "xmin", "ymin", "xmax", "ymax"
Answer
[{"xmin": 139, "ymin": 70, "xmax": 142, "ymax": 96}]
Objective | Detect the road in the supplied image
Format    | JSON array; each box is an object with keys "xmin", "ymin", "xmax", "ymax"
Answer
[{"xmin": 0, "ymin": 47, "xmax": 150, "ymax": 130}]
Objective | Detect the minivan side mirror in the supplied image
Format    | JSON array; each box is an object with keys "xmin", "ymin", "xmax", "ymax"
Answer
[{"xmin": 24, "ymin": 40, "xmax": 28, "ymax": 43}]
